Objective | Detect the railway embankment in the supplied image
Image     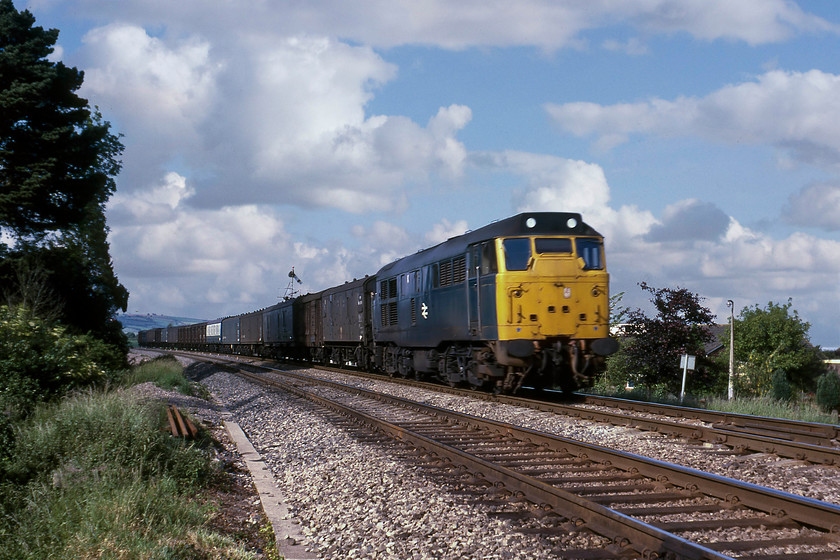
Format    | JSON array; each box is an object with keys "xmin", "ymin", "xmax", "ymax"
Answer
[{"xmin": 0, "ymin": 352, "xmax": 276, "ymax": 560}]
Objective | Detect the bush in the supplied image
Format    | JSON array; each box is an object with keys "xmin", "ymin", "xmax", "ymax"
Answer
[
  {"xmin": 0, "ymin": 306, "xmax": 124, "ymax": 419},
  {"xmin": 771, "ymin": 368, "xmax": 793, "ymax": 402},
  {"xmin": 816, "ymin": 372, "xmax": 840, "ymax": 413},
  {"xmin": 2, "ymin": 390, "xmax": 211, "ymax": 487},
  {"xmin": 0, "ymin": 390, "xmax": 219, "ymax": 560}
]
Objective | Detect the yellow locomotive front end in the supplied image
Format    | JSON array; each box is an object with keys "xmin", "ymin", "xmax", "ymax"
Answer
[{"xmin": 489, "ymin": 226, "xmax": 617, "ymax": 392}]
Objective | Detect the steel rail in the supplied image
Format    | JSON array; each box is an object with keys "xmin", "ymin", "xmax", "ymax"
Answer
[
  {"xmin": 577, "ymin": 394, "xmax": 840, "ymax": 444},
  {"xmin": 310, "ymin": 364, "xmax": 840, "ymax": 465},
  {"xmin": 236, "ymin": 367, "xmax": 840, "ymax": 554},
  {"xmin": 543, "ymin": 403, "xmax": 840, "ymax": 466},
  {"xmin": 161, "ymin": 351, "xmax": 840, "ymax": 464},
  {"xmin": 236, "ymin": 368, "xmax": 731, "ymax": 560}
]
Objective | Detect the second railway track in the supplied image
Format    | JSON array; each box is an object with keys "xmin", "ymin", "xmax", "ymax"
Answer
[{"xmin": 228, "ymin": 352, "xmax": 840, "ymax": 466}]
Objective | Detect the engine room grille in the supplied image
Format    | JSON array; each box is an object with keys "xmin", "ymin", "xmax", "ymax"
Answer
[
  {"xmin": 438, "ymin": 254, "xmax": 467, "ymax": 287},
  {"xmin": 453, "ymin": 255, "xmax": 466, "ymax": 283}
]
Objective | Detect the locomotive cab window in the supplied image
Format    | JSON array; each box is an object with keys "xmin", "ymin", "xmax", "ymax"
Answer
[
  {"xmin": 576, "ymin": 238, "xmax": 604, "ymax": 270},
  {"xmin": 502, "ymin": 238, "xmax": 531, "ymax": 271},
  {"xmin": 535, "ymin": 237, "xmax": 573, "ymax": 254}
]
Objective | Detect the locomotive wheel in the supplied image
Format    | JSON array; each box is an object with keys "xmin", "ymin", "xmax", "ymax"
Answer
[
  {"xmin": 441, "ymin": 351, "xmax": 463, "ymax": 387},
  {"xmin": 466, "ymin": 359, "xmax": 485, "ymax": 390}
]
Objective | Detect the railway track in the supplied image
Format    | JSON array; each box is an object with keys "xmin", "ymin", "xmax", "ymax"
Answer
[
  {"xmin": 225, "ymin": 362, "xmax": 840, "ymax": 559},
  {"xmin": 166, "ymin": 349, "xmax": 840, "ymax": 466},
  {"xmin": 574, "ymin": 394, "xmax": 839, "ymax": 447},
  {"xmin": 303, "ymin": 362, "xmax": 840, "ymax": 467}
]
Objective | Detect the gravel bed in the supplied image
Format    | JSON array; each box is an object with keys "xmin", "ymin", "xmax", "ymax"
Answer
[
  {"xmin": 198, "ymin": 368, "xmax": 618, "ymax": 559},
  {"xmin": 290, "ymin": 366, "xmax": 840, "ymax": 506},
  {"xmin": 132, "ymin": 352, "xmax": 840, "ymax": 557}
]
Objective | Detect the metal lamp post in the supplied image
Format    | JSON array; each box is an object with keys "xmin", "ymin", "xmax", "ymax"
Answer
[{"xmin": 727, "ymin": 299, "xmax": 734, "ymax": 400}]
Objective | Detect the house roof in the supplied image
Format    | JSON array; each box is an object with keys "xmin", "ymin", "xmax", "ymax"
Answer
[{"xmin": 705, "ymin": 323, "xmax": 730, "ymax": 356}]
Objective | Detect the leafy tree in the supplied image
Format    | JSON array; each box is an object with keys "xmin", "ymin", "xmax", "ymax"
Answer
[
  {"xmin": 609, "ymin": 291, "xmax": 630, "ymax": 326},
  {"xmin": 1, "ymin": 1, "xmax": 121, "ymax": 236},
  {"xmin": 723, "ymin": 300, "xmax": 825, "ymax": 396},
  {"xmin": 0, "ymin": 305, "xmax": 123, "ymax": 420},
  {"xmin": 599, "ymin": 292, "xmax": 631, "ymax": 390},
  {"xmin": 0, "ymin": 1, "xmax": 127, "ymax": 346},
  {"xmin": 816, "ymin": 372, "xmax": 840, "ymax": 413},
  {"xmin": 621, "ymin": 283, "xmax": 716, "ymax": 395},
  {"xmin": 770, "ymin": 368, "xmax": 792, "ymax": 402}
]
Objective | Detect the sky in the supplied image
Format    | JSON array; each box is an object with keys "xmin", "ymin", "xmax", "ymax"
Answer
[{"xmin": 15, "ymin": 0, "xmax": 840, "ymax": 347}]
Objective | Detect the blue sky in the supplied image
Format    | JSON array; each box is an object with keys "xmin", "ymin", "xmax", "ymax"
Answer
[{"xmin": 16, "ymin": 0, "xmax": 840, "ymax": 347}]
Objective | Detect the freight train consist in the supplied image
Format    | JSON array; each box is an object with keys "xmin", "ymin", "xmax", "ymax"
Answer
[{"xmin": 138, "ymin": 212, "xmax": 618, "ymax": 392}]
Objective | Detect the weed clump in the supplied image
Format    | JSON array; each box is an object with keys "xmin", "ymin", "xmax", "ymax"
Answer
[{"xmin": 0, "ymin": 387, "xmax": 241, "ymax": 560}]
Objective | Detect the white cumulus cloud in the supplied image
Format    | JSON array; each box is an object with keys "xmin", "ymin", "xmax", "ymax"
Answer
[{"xmin": 546, "ymin": 69, "xmax": 840, "ymax": 169}]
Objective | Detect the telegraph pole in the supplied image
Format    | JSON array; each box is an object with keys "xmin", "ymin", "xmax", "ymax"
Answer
[{"xmin": 727, "ymin": 299, "xmax": 735, "ymax": 400}]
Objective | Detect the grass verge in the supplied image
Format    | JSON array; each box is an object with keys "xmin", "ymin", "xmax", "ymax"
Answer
[
  {"xmin": 121, "ymin": 355, "xmax": 196, "ymax": 395},
  {"xmin": 589, "ymin": 385, "xmax": 838, "ymax": 424},
  {"xmin": 704, "ymin": 395, "xmax": 838, "ymax": 425},
  {"xmin": 0, "ymin": 358, "xmax": 267, "ymax": 560}
]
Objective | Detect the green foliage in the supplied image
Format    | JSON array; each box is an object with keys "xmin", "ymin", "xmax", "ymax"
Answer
[
  {"xmin": 600, "ymin": 339, "xmax": 632, "ymax": 391},
  {"xmin": 0, "ymin": 390, "xmax": 257, "ymax": 560},
  {"xmin": 2, "ymin": 390, "xmax": 209, "ymax": 487},
  {"xmin": 0, "ymin": 306, "xmax": 124, "ymax": 420},
  {"xmin": 0, "ymin": 0, "xmax": 123, "ymax": 237},
  {"xmin": 620, "ymin": 283, "xmax": 717, "ymax": 395},
  {"xmin": 705, "ymin": 395, "xmax": 838, "ymax": 425},
  {"xmin": 609, "ymin": 290, "xmax": 629, "ymax": 326},
  {"xmin": 0, "ymin": 0, "xmax": 128, "ymax": 346},
  {"xmin": 816, "ymin": 372, "xmax": 840, "ymax": 413},
  {"xmin": 726, "ymin": 299, "xmax": 824, "ymax": 396},
  {"xmin": 770, "ymin": 368, "xmax": 792, "ymax": 402}
]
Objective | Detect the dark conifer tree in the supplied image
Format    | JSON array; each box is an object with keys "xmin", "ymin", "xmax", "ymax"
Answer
[{"xmin": 0, "ymin": 0, "xmax": 127, "ymax": 346}]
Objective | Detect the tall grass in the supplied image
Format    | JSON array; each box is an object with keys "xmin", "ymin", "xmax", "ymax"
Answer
[
  {"xmin": 589, "ymin": 384, "xmax": 838, "ymax": 425},
  {"xmin": 121, "ymin": 355, "xmax": 195, "ymax": 395},
  {"xmin": 0, "ymin": 388, "xmax": 256, "ymax": 560},
  {"xmin": 705, "ymin": 395, "xmax": 838, "ymax": 425}
]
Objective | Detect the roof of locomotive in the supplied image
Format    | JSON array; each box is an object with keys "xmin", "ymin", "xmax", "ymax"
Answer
[{"xmin": 376, "ymin": 212, "xmax": 602, "ymax": 278}]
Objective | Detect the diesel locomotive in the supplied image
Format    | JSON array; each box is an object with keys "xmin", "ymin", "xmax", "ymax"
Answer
[{"xmin": 139, "ymin": 212, "xmax": 618, "ymax": 392}]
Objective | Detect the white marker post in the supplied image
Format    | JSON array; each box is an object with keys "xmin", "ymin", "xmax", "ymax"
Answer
[{"xmin": 680, "ymin": 354, "xmax": 696, "ymax": 403}]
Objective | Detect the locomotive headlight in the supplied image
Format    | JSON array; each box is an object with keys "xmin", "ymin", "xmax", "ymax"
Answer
[
  {"xmin": 591, "ymin": 286, "xmax": 602, "ymax": 297},
  {"xmin": 563, "ymin": 287, "xmax": 572, "ymax": 299}
]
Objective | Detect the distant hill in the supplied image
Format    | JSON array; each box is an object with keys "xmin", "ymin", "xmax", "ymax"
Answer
[{"xmin": 117, "ymin": 313, "xmax": 206, "ymax": 334}]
